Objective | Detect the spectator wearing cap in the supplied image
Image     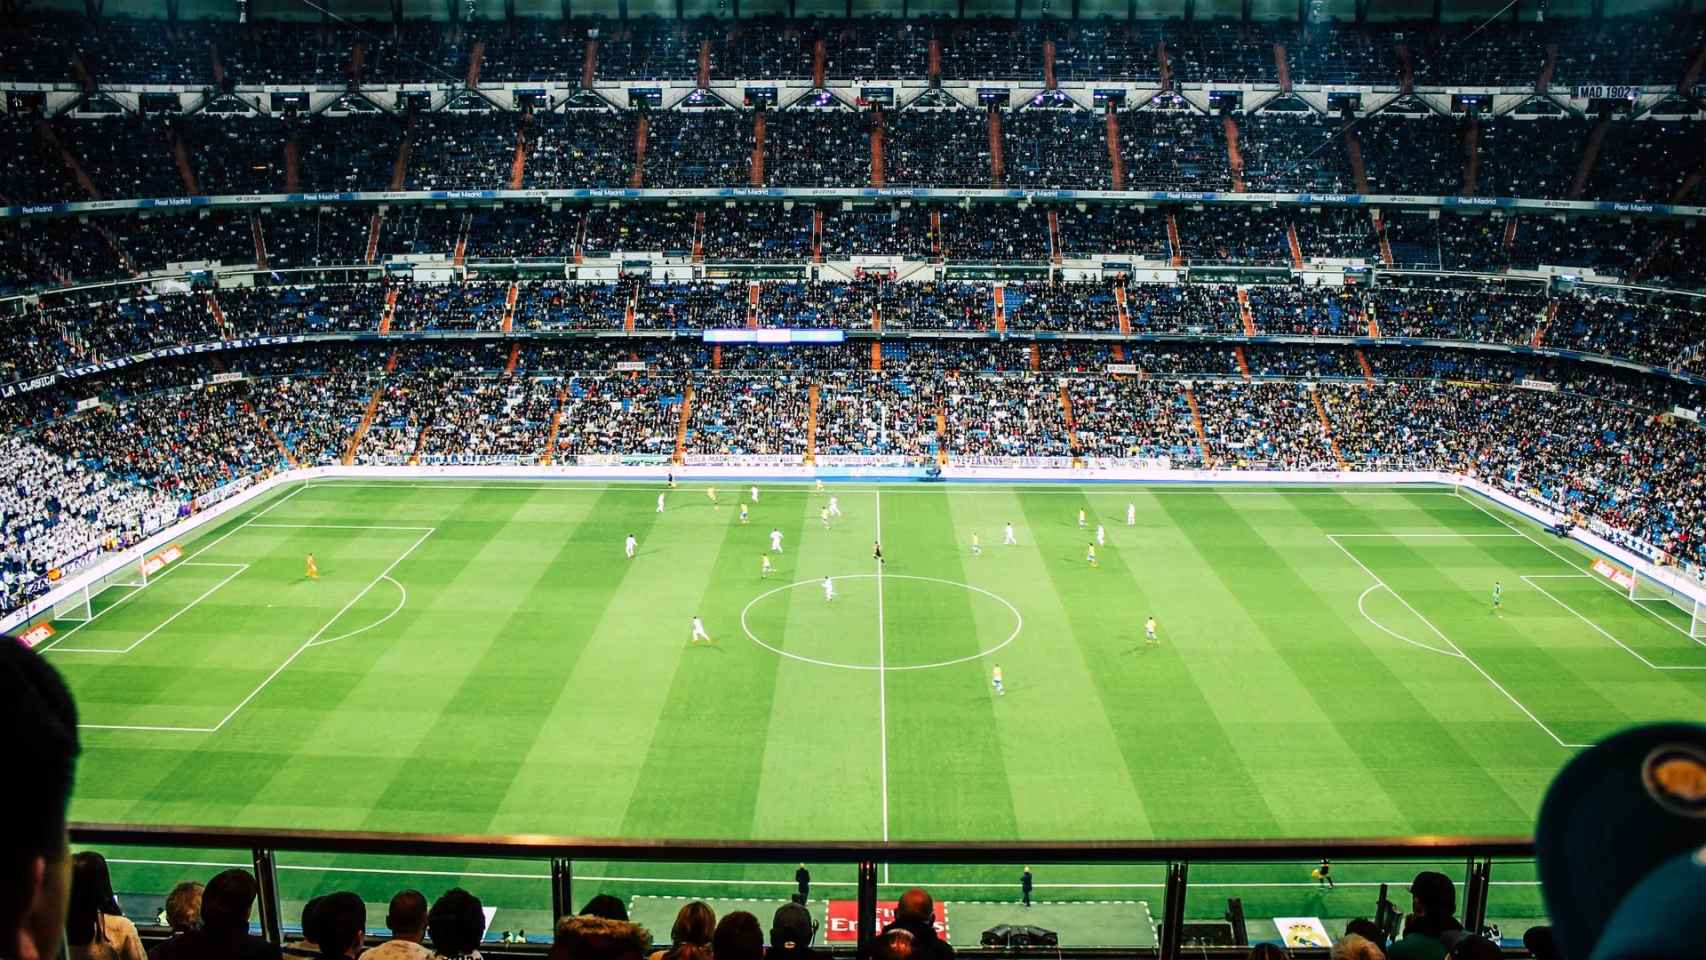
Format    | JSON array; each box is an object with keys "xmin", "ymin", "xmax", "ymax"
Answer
[
  {"xmin": 359, "ymin": 890, "xmax": 430, "ymax": 960},
  {"xmin": 767, "ymin": 903, "xmax": 826, "ymax": 960},
  {"xmin": 151, "ymin": 868, "xmax": 281, "ymax": 960},
  {"xmin": 549, "ymin": 914, "xmax": 653, "ymax": 960},
  {"xmin": 1386, "ymin": 871, "xmax": 1464, "ymax": 960},
  {"xmin": 1536, "ymin": 722, "xmax": 1706, "ymax": 960},
  {"xmin": 426, "ymin": 889, "xmax": 486, "ymax": 960},
  {"xmin": 0, "ymin": 638, "xmax": 80, "ymax": 960},
  {"xmin": 881, "ymin": 890, "xmax": 952, "ymax": 960}
]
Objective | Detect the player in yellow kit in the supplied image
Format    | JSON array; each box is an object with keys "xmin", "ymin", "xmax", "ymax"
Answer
[
  {"xmin": 740, "ymin": 502, "xmax": 750, "ymax": 524},
  {"xmin": 992, "ymin": 664, "xmax": 1005, "ymax": 696},
  {"xmin": 761, "ymin": 554, "xmax": 773, "ymax": 578},
  {"xmin": 1087, "ymin": 543, "xmax": 1098, "ymax": 567},
  {"xmin": 305, "ymin": 553, "xmax": 319, "ymax": 580},
  {"xmin": 707, "ymin": 486, "xmax": 719, "ymax": 509}
]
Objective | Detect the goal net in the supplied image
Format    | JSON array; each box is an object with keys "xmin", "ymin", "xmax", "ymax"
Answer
[
  {"xmin": 50, "ymin": 560, "xmax": 150, "ymax": 623},
  {"xmin": 1629, "ymin": 566, "xmax": 1706, "ymax": 640}
]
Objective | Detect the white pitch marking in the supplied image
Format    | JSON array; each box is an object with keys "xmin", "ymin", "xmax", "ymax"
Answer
[
  {"xmin": 875, "ymin": 489, "xmax": 890, "ymax": 856},
  {"xmin": 247, "ymin": 523, "xmax": 437, "ymax": 531},
  {"xmin": 305, "ymin": 575, "xmax": 409, "ymax": 648},
  {"xmin": 1454, "ymin": 489, "xmax": 1705, "ymax": 646},
  {"xmin": 1327, "ymin": 534, "xmax": 1588, "ymax": 749},
  {"xmin": 1520, "ymin": 575, "xmax": 1706, "ymax": 671},
  {"xmin": 207, "ymin": 527, "xmax": 435, "ymax": 732},
  {"xmin": 48, "ymin": 564, "xmax": 250, "ymax": 655},
  {"xmin": 1355, "ymin": 583, "xmax": 1461, "ymax": 659}
]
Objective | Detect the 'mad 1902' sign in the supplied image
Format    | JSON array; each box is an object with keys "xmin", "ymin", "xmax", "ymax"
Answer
[{"xmin": 1571, "ymin": 85, "xmax": 1641, "ymax": 100}]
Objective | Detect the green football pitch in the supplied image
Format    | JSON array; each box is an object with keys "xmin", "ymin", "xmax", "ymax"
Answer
[{"xmin": 44, "ymin": 479, "xmax": 1706, "ymax": 945}]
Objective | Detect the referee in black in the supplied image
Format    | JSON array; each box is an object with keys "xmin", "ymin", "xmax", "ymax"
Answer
[
  {"xmin": 795, "ymin": 863, "xmax": 811, "ymax": 903},
  {"xmin": 873, "ymin": 540, "xmax": 885, "ymax": 565},
  {"xmin": 1020, "ymin": 867, "xmax": 1033, "ymax": 908}
]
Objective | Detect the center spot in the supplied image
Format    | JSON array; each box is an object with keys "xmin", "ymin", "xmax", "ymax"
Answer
[{"xmin": 740, "ymin": 574, "xmax": 1022, "ymax": 671}]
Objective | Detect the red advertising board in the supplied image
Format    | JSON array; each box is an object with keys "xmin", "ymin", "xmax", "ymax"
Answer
[
  {"xmin": 824, "ymin": 901, "xmax": 948, "ymax": 943},
  {"xmin": 17, "ymin": 622, "xmax": 55, "ymax": 649}
]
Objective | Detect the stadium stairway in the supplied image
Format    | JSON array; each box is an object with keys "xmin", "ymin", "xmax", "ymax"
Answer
[
  {"xmin": 250, "ymin": 213, "xmax": 269, "ymax": 270},
  {"xmin": 465, "ymin": 39, "xmax": 484, "ymax": 87},
  {"xmin": 1341, "ymin": 108, "xmax": 1370, "ymax": 195},
  {"xmin": 1569, "ymin": 109, "xmax": 1614, "ymax": 200},
  {"xmin": 1503, "ymin": 216, "xmax": 1520, "ymax": 253},
  {"xmin": 540, "ymin": 382, "xmax": 567, "ymax": 465},
  {"xmin": 1365, "ymin": 303, "xmax": 1381, "ymax": 338},
  {"xmin": 206, "ymin": 291, "xmax": 231, "ymax": 339},
  {"xmin": 1534, "ymin": 300, "xmax": 1558, "ymax": 347},
  {"xmin": 1223, "ymin": 114, "xmax": 1246, "ymax": 192},
  {"xmin": 746, "ymin": 282, "xmax": 760, "ymax": 328},
  {"xmin": 1166, "ymin": 212, "xmax": 1183, "ymax": 266},
  {"xmin": 407, "ymin": 416, "xmax": 430, "ymax": 465},
  {"xmin": 283, "ymin": 135, "xmax": 301, "ymax": 192},
  {"xmin": 378, "ymin": 288, "xmax": 400, "ymax": 334},
  {"xmin": 1059, "ymin": 384, "xmax": 1079, "ymax": 454},
  {"xmin": 1538, "ymin": 43, "xmax": 1558, "ymax": 95},
  {"xmin": 624, "ymin": 285, "xmax": 637, "ymax": 332},
  {"xmin": 344, "ymin": 385, "xmax": 386, "ymax": 466},
  {"xmin": 1236, "ymin": 287, "xmax": 1257, "ymax": 336},
  {"xmin": 1463, "ymin": 114, "xmax": 1481, "ymax": 197},
  {"xmin": 364, "ymin": 210, "xmax": 384, "ymax": 264},
  {"xmin": 1043, "ymin": 39, "xmax": 1056, "ymax": 89},
  {"xmin": 674, "ymin": 383, "xmax": 693, "ymax": 465},
  {"xmin": 934, "ymin": 408, "xmax": 948, "ymax": 466},
  {"xmin": 1287, "ymin": 222, "xmax": 1304, "ymax": 267},
  {"xmin": 1105, "ymin": 106, "xmax": 1124, "ymax": 189},
  {"xmin": 1235, "ymin": 345, "xmax": 1252, "ymax": 381},
  {"xmin": 812, "ymin": 209, "xmax": 824, "ymax": 263},
  {"xmin": 349, "ymin": 42, "xmax": 366, "ymax": 87},
  {"xmin": 927, "ymin": 38, "xmax": 941, "ymax": 84},
  {"xmin": 42, "ymin": 120, "xmax": 100, "ymax": 200},
  {"xmin": 870, "ymin": 106, "xmax": 886, "ymax": 187},
  {"xmin": 1355, "ymin": 349, "xmax": 1375, "ymax": 384},
  {"xmin": 1375, "ymin": 213, "xmax": 1395, "ymax": 267},
  {"xmin": 1114, "ymin": 284, "xmax": 1131, "ymax": 335},
  {"xmin": 500, "ymin": 281, "xmax": 519, "ymax": 335},
  {"xmin": 171, "ymin": 130, "xmax": 199, "ymax": 196},
  {"xmin": 699, "ymin": 40, "xmax": 712, "ymax": 88},
  {"xmin": 1156, "ymin": 40, "xmax": 1173, "ymax": 89},
  {"xmin": 91, "ymin": 221, "xmax": 136, "ymax": 276},
  {"xmin": 870, "ymin": 340, "xmax": 882, "ymax": 370},
  {"xmin": 812, "ymin": 38, "xmax": 827, "ymax": 88},
  {"xmin": 1029, "ymin": 343, "xmax": 1041, "ymax": 371},
  {"xmin": 692, "ymin": 210, "xmax": 705, "ymax": 262},
  {"xmin": 806, "ymin": 383, "xmax": 819, "ymax": 464},
  {"xmin": 1183, "ymin": 383, "xmax": 1212, "ymax": 466},
  {"xmin": 509, "ymin": 111, "xmax": 530, "ymax": 189},
  {"xmin": 453, "ymin": 211, "xmax": 473, "ymax": 267},
  {"xmin": 630, "ymin": 115, "xmax": 649, "ymax": 188},
  {"xmin": 1273, "ymin": 42, "xmax": 1291, "ymax": 90},
  {"xmin": 987, "ymin": 106, "xmax": 1005, "ymax": 187},
  {"xmin": 751, "ymin": 112, "xmax": 766, "ymax": 186},
  {"xmin": 993, "ymin": 284, "xmax": 1006, "ymax": 334},
  {"xmin": 505, "ymin": 343, "xmax": 520, "ymax": 374},
  {"xmin": 389, "ymin": 116, "xmax": 414, "ymax": 191},
  {"xmin": 1048, "ymin": 209, "xmax": 1062, "ymax": 265},
  {"xmin": 1314, "ymin": 388, "xmax": 1348, "ymax": 470},
  {"xmin": 930, "ymin": 209, "xmax": 943, "ymax": 261},
  {"xmin": 581, "ymin": 36, "xmax": 598, "ymax": 87}
]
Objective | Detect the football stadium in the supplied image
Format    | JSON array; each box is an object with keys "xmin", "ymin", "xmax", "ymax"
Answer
[{"xmin": 2, "ymin": 1, "xmax": 1705, "ymax": 957}]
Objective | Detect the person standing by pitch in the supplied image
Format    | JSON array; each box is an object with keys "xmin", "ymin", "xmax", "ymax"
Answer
[
  {"xmin": 1020, "ymin": 867, "xmax": 1034, "ymax": 908},
  {"xmin": 795, "ymin": 864, "xmax": 811, "ymax": 903}
]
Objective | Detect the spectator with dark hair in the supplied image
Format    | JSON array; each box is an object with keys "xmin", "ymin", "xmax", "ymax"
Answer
[
  {"xmin": 549, "ymin": 914, "xmax": 653, "ymax": 960},
  {"xmin": 359, "ymin": 890, "xmax": 429, "ymax": 960},
  {"xmin": 0, "ymin": 639, "xmax": 80, "ymax": 960},
  {"xmin": 284, "ymin": 896, "xmax": 327, "ymax": 959},
  {"xmin": 710, "ymin": 911, "xmax": 763, "ymax": 960},
  {"xmin": 1386, "ymin": 871, "xmax": 1464, "ymax": 960},
  {"xmin": 1342, "ymin": 918, "xmax": 1386, "ymax": 949},
  {"xmin": 426, "ymin": 888, "xmax": 486, "ymax": 960},
  {"xmin": 766, "ymin": 903, "xmax": 825, "ymax": 960},
  {"xmin": 882, "ymin": 890, "xmax": 951, "ymax": 960},
  {"xmin": 579, "ymin": 896, "xmax": 628, "ymax": 922},
  {"xmin": 1443, "ymin": 937, "xmax": 1499, "ymax": 960},
  {"xmin": 152, "ymin": 868, "xmax": 281, "ymax": 960},
  {"xmin": 1246, "ymin": 946, "xmax": 1290, "ymax": 960},
  {"xmin": 312, "ymin": 892, "xmax": 366, "ymax": 960},
  {"xmin": 65, "ymin": 851, "xmax": 145, "ymax": 960}
]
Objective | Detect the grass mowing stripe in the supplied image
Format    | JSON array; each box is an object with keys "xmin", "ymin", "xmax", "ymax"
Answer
[
  {"xmin": 965, "ymin": 489, "xmax": 1156, "ymax": 839},
  {"xmin": 882, "ymin": 488, "xmax": 1019, "ymax": 843}
]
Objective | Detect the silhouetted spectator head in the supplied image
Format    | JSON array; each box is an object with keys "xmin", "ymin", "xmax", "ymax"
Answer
[
  {"xmin": 711, "ymin": 910, "xmax": 763, "ymax": 960},
  {"xmin": 1409, "ymin": 871, "xmax": 1456, "ymax": 921},
  {"xmin": 1342, "ymin": 919, "xmax": 1384, "ymax": 947},
  {"xmin": 1246, "ymin": 945, "xmax": 1290, "ymax": 960},
  {"xmin": 383, "ymin": 889, "xmax": 427, "ymax": 942},
  {"xmin": 769, "ymin": 902, "xmax": 816, "ymax": 951},
  {"xmin": 580, "ymin": 894, "xmax": 628, "ymax": 921},
  {"xmin": 550, "ymin": 914, "xmax": 653, "ymax": 960},
  {"xmin": 1445, "ymin": 936, "xmax": 1500, "ymax": 960},
  {"xmin": 893, "ymin": 889, "xmax": 934, "ymax": 931},
  {"xmin": 313, "ymin": 891, "xmax": 364, "ymax": 960},
  {"xmin": 200, "ymin": 868, "xmax": 260, "ymax": 935},
  {"xmin": 0, "ymin": 638, "xmax": 79, "ymax": 960},
  {"xmin": 428, "ymin": 888, "xmax": 486, "ymax": 958},
  {"xmin": 669, "ymin": 900, "xmax": 715, "ymax": 947},
  {"xmin": 164, "ymin": 881, "xmax": 204, "ymax": 933}
]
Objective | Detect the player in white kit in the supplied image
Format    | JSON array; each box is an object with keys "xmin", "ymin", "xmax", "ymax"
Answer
[
  {"xmin": 1004, "ymin": 523, "xmax": 1017, "ymax": 545},
  {"xmin": 625, "ymin": 534, "xmax": 637, "ymax": 559},
  {"xmin": 657, "ymin": 493, "xmax": 665, "ymax": 513},
  {"xmin": 1126, "ymin": 502, "xmax": 1136, "ymax": 526},
  {"xmin": 828, "ymin": 496, "xmax": 842, "ymax": 517},
  {"xmin": 823, "ymin": 577, "xmax": 835, "ymax": 602},
  {"xmin": 770, "ymin": 528, "xmax": 784, "ymax": 553},
  {"xmin": 1096, "ymin": 524, "xmax": 1106, "ymax": 546},
  {"xmin": 691, "ymin": 617, "xmax": 712, "ymax": 645}
]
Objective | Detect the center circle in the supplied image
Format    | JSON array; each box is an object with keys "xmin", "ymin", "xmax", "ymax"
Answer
[{"xmin": 739, "ymin": 574, "xmax": 1022, "ymax": 671}]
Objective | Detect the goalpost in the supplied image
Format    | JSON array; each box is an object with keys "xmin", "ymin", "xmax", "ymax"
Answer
[
  {"xmin": 49, "ymin": 558, "xmax": 152, "ymax": 623},
  {"xmin": 1629, "ymin": 566, "xmax": 1706, "ymax": 640}
]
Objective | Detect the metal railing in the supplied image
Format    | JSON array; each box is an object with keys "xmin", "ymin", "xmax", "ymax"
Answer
[{"xmin": 69, "ymin": 823, "xmax": 1536, "ymax": 957}]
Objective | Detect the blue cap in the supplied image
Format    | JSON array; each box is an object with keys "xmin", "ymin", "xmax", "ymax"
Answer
[{"xmin": 1589, "ymin": 846, "xmax": 1706, "ymax": 960}]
